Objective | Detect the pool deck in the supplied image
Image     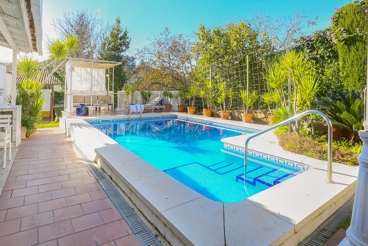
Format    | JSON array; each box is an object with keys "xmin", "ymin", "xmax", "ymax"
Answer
[
  {"xmin": 0, "ymin": 128, "xmax": 143, "ymax": 246},
  {"xmin": 65, "ymin": 112, "xmax": 358, "ymax": 246}
]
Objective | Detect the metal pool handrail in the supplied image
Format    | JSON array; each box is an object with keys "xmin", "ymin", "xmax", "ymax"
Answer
[{"xmin": 244, "ymin": 110, "xmax": 333, "ymax": 186}]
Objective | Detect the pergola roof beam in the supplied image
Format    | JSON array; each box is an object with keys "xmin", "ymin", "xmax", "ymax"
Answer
[
  {"xmin": 0, "ymin": 13, "xmax": 19, "ymax": 24},
  {"xmin": 0, "ymin": 13, "xmax": 17, "ymax": 51},
  {"xmin": 0, "ymin": 0, "xmax": 15, "ymax": 10}
]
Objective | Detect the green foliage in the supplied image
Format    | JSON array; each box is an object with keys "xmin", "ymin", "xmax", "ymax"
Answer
[
  {"xmin": 98, "ymin": 17, "xmax": 130, "ymax": 91},
  {"xmin": 54, "ymin": 91, "xmax": 64, "ymax": 105},
  {"xmin": 17, "ymin": 79, "xmax": 45, "ymax": 137},
  {"xmin": 240, "ymin": 90, "xmax": 258, "ymax": 113},
  {"xmin": 17, "ymin": 57, "xmax": 40, "ymax": 78},
  {"xmin": 186, "ymin": 86, "xmax": 197, "ymax": 107},
  {"xmin": 279, "ymin": 132, "xmax": 361, "ymax": 166},
  {"xmin": 163, "ymin": 90, "xmax": 173, "ymax": 104},
  {"xmin": 317, "ymin": 90, "xmax": 364, "ymax": 136},
  {"xmin": 36, "ymin": 121, "xmax": 59, "ymax": 128},
  {"xmin": 331, "ymin": 1, "xmax": 368, "ymax": 91},
  {"xmin": 140, "ymin": 90, "xmax": 151, "ymax": 104}
]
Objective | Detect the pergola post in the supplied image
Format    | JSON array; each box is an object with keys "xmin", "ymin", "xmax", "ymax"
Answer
[{"xmin": 10, "ymin": 49, "xmax": 17, "ymax": 105}]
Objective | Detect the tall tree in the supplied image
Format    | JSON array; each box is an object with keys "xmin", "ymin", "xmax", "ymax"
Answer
[
  {"xmin": 53, "ymin": 10, "xmax": 110, "ymax": 59},
  {"xmin": 97, "ymin": 17, "xmax": 130, "ymax": 92},
  {"xmin": 331, "ymin": 1, "xmax": 368, "ymax": 91},
  {"xmin": 136, "ymin": 28, "xmax": 194, "ymax": 90}
]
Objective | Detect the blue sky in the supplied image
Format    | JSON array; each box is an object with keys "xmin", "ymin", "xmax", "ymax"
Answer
[{"xmin": 0, "ymin": 0, "xmax": 351, "ymax": 62}]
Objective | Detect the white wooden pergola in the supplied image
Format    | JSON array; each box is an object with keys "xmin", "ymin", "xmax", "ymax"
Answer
[
  {"xmin": 64, "ymin": 58, "xmax": 122, "ymax": 113},
  {"xmin": 0, "ymin": 0, "xmax": 43, "ymax": 104}
]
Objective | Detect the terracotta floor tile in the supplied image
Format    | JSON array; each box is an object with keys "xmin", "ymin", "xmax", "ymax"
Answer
[
  {"xmin": 51, "ymin": 187, "xmax": 76, "ymax": 199},
  {"xmin": 89, "ymin": 190, "xmax": 108, "ymax": 200},
  {"xmin": 6, "ymin": 203, "xmax": 38, "ymax": 220},
  {"xmin": 0, "ymin": 196, "xmax": 24, "ymax": 211},
  {"xmin": 0, "ymin": 228, "xmax": 38, "ymax": 246},
  {"xmin": 8, "ymin": 169, "xmax": 29, "ymax": 177},
  {"xmin": 18, "ymin": 164, "xmax": 39, "ymax": 171},
  {"xmin": 0, "ymin": 210, "xmax": 6, "ymax": 222},
  {"xmin": 99, "ymin": 208, "xmax": 123, "ymax": 224},
  {"xmin": 81, "ymin": 199, "xmax": 111, "ymax": 214},
  {"xmin": 21, "ymin": 211, "xmax": 54, "ymax": 231},
  {"xmin": 4, "ymin": 176, "xmax": 16, "ymax": 184},
  {"xmin": 61, "ymin": 179, "xmax": 84, "ymax": 188},
  {"xmin": 53, "ymin": 205, "xmax": 84, "ymax": 222},
  {"xmin": 28, "ymin": 167, "xmax": 49, "ymax": 174},
  {"xmin": 92, "ymin": 221, "xmax": 129, "ymax": 245},
  {"xmin": 49, "ymin": 174, "xmax": 71, "ymax": 183},
  {"xmin": 65, "ymin": 193, "xmax": 92, "ymax": 206},
  {"xmin": 11, "ymin": 186, "xmax": 38, "ymax": 198},
  {"xmin": 100, "ymin": 241, "xmax": 117, "ymax": 246},
  {"xmin": 37, "ymin": 239, "xmax": 58, "ymax": 246},
  {"xmin": 39, "ymin": 198, "xmax": 67, "ymax": 213},
  {"xmin": 115, "ymin": 235, "xmax": 142, "ymax": 246},
  {"xmin": 58, "ymin": 169, "xmax": 78, "ymax": 176},
  {"xmin": 15, "ymin": 173, "xmax": 39, "ymax": 182},
  {"xmin": 0, "ymin": 218, "xmax": 21, "ymax": 237},
  {"xmin": 75, "ymin": 183, "xmax": 101, "ymax": 194},
  {"xmin": 3, "ymin": 180, "xmax": 26, "ymax": 191},
  {"xmin": 26, "ymin": 177, "xmax": 50, "ymax": 187},
  {"xmin": 71, "ymin": 212, "xmax": 104, "ymax": 232},
  {"xmin": 39, "ymin": 182, "xmax": 62, "ymax": 192},
  {"xmin": 58, "ymin": 229, "xmax": 96, "ymax": 246},
  {"xmin": 0, "ymin": 190, "xmax": 12, "ymax": 200},
  {"xmin": 70, "ymin": 172, "xmax": 91, "ymax": 180},
  {"xmin": 38, "ymin": 220, "xmax": 74, "ymax": 243},
  {"xmin": 82, "ymin": 176, "xmax": 97, "ymax": 184},
  {"xmin": 47, "ymin": 166, "xmax": 67, "ymax": 172},
  {"xmin": 24, "ymin": 191, "xmax": 52, "ymax": 205},
  {"xmin": 38, "ymin": 170, "xmax": 60, "ymax": 179}
]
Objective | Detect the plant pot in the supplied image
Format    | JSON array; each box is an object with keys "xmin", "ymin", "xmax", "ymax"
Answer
[
  {"xmin": 178, "ymin": 105, "xmax": 185, "ymax": 112},
  {"xmin": 165, "ymin": 104, "xmax": 172, "ymax": 111},
  {"xmin": 220, "ymin": 110, "xmax": 231, "ymax": 120},
  {"xmin": 203, "ymin": 108, "xmax": 212, "ymax": 117},
  {"xmin": 269, "ymin": 115, "xmax": 277, "ymax": 125},
  {"xmin": 242, "ymin": 113, "xmax": 253, "ymax": 123},
  {"xmin": 187, "ymin": 106, "xmax": 196, "ymax": 114}
]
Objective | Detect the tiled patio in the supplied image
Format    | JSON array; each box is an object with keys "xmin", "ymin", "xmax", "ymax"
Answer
[{"xmin": 0, "ymin": 128, "xmax": 143, "ymax": 246}]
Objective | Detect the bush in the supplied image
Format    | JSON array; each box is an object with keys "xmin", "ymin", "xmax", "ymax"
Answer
[
  {"xmin": 279, "ymin": 132, "xmax": 361, "ymax": 166},
  {"xmin": 54, "ymin": 91, "xmax": 64, "ymax": 105}
]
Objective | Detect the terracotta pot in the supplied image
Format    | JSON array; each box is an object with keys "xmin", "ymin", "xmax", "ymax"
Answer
[
  {"xmin": 203, "ymin": 108, "xmax": 212, "ymax": 117},
  {"xmin": 177, "ymin": 105, "xmax": 185, "ymax": 112},
  {"xmin": 242, "ymin": 113, "xmax": 253, "ymax": 123},
  {"xmin": 165, "ymin": 104, "xmax": 172, "ymax": 111},
  {"xmin": 220, "ymin": 110, "xmax": 231, "ymax": 120},
  {"xmin": 187, "ymin": 106, "xmax": 196, "ymax": 114},
  {"xmin": 268, "ymin": 116, "xmax": 278, "ymax": 125}
]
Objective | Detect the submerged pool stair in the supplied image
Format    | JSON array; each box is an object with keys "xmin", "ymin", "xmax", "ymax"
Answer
[{"xmin": 236, "ymin": 166, "xmax": 299, "ymax": 187}]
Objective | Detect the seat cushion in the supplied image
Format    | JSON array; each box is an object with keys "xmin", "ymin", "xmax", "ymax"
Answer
[
  {"xmin": 73, "ymin": 96, "xmax": 85, "ymax": 103},
  {"xmin": 84, "ymin": 95, "xmax": 98, "ymax": 105}
]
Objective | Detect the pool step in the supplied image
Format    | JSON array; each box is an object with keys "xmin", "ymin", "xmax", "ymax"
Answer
[
  {"xmin": 207, "ymin": 161, "xmax": 243, "ymax": 175},
  {"xmin": 235, "ymin": 166, "xmax": 298, "ymax": 187}
]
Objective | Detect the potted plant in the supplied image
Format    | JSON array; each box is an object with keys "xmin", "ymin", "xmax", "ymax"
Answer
[
  {"xmin": 177, "ymin": 89, "xmax": 187, "ymax": 112},
  {"xmin": 240, "ymin": 90, "xmax": 258, "ymax": 123},
  {"xmin": 163, "ymin": 90, "xmax": 173, "ymax": 111},
  {"xmin": 216, "ymin": 82, "xmax": 233, "ymax": 120},
  {"xmin": 186, "ymin": 85, "xmax": 197, "ymax": 114},
  {"xmin": 263, "ymin": 92, "xmax": 277, "ymax": 125},
  {"xmin": 125, "ymin": 84, "xmax": 136, "ymax": 104},
  {"xmin": 199, "ymin": 81, "xmax": 213, "ymax": 117},
  {"xmin": 140, "ymin": 90, "xmax": 152, "ymax": 104}
]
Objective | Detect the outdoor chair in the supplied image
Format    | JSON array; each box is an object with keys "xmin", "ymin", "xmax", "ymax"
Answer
[
  {"xmin": 144, "ymin": 95, "xmax": 165, "ymax": 112},
  {"xmin": 0, "ymin": 115, "xmax": 12, "ymax": 168}
]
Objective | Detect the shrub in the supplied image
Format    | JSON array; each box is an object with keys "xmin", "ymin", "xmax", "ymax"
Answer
[
  {"xmin": 279, "ymin": 132, "xmax": 361, "ymax": 166},
  {"xmin": 54, "ymin": 91, "xmax": 64, "ymax": 105}
]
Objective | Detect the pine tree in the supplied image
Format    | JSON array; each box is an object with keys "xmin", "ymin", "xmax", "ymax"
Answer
[{"xmin": 98, "ymin": 17, "xmax": 130, "ymax": 92}]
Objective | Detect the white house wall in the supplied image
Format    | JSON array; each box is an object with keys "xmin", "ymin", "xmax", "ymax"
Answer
[{"xmin": 42, "ymin": 89, "xmax": 51, "ymax": 111}]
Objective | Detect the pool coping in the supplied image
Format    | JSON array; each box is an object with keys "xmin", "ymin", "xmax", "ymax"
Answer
[{"xmin": 65, "ymin": 112, "xmax": 358, "ymax": 246}]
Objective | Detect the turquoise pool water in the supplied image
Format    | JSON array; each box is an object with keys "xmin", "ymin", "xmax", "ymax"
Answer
[{"xmin": 90, "ymin": 117, "xmax": 305, "ymax": 203}]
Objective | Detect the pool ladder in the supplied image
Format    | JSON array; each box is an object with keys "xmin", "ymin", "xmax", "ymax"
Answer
[{"xmin": 243, "ymin": 110, "xmax": 333, "ymax": 190}]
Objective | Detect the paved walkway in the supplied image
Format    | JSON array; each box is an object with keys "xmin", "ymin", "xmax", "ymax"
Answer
[{"xmin": 0, "ymin": 128, "xmax": 143, "ymax": 246}]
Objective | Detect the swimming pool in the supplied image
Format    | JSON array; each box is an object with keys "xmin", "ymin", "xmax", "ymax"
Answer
[{"xmin": 90, "ymin": 117, "xmax": 306, "ymax": 203}]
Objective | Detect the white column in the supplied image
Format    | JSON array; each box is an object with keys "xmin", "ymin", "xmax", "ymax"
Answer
[
  {"xmin": 10, "ymin": 50, "xmax": 17, "ymax": 105},
  {"xmin": 341, "ymin": 131, "xmax": 368, "ymax": 245}
]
